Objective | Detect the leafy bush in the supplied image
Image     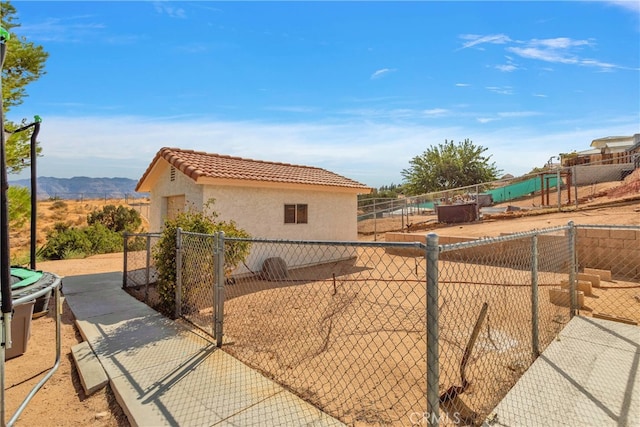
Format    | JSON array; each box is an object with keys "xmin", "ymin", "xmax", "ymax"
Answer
[
  {"xmin": 39, "ymin": 204, "xmax": 143, "ymax": 261},
  {"xmin": 39, "ymin": 222, "xmax": 124, "ymax": 260},
  {"xmin": 125, "ymin": 235, "xmax": 148, "ymax": 252},
  {"xmin": 50, "ymin": 200, "xmax": 67, "ymax": 210},
  {"xmin": 39, "ymin": 223, "xmax": 92, "ymax": 260},
  {"xmin": 87, "ymin": 204, "xmax": 142, "ymax": 233},
  {"xmin": 85, "ymin": 223, "xmax": 124, "ymax": 254},
  {"xmin": 153, "ymin": 202, "xmax": 250, "ymax": 316}
]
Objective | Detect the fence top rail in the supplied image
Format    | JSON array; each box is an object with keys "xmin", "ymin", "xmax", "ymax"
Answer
[
  {"xmin": 438, "ymin": 224, "xmax": 570, "ymax": 253},
  {"xmin": 225, "ymin": 236, "xmax": 427, "ymax": 250},
  {"xmin": 124, "ymin": 232, "xmax": 162, "ymax": 238},
  {"xmin": 575, "ymin": 224, "xmax": 640, "ymax": 230},
  {"xmin": 179, "ymin": 229, "xmax": 219, "ymax": 238}
]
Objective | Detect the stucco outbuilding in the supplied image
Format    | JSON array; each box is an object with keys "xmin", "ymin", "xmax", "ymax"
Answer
[{"xmin": 136, "ymin": 147, "xmax": 371, "ymax": 241}]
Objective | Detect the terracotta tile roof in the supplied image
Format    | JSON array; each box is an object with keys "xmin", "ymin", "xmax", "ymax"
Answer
[{"xmin": 137, "ymin": 147, "xmax": 370, "ymax": 191}]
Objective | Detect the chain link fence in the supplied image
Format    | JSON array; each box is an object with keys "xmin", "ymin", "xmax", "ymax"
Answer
[
  {"xmin": 430, "ymin": 226, "xmax": 574, "ymax": 425},
  {"xmin": 122, "ymin": 232, "xmax": 161, "ymax": 305},
  {"xmin": 358, "ymin": 161, "xmax": 638, "ymax": 240},
  {"xmin": 122, "ymin": 223, "xmax": 639, "ymax": 425},
  {"xmin": 428, "ymin": 223, "xmax": 639, "ymax": 425},
  {"xmin": 177, "ymin": 232, "xmax": 430, "ymax": 425},
  {"xmin": 35, "ymin": 192, "xmax": 149, "ymax": 202}
]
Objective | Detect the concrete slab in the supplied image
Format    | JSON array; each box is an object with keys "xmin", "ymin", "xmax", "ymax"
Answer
[
  {"xmin": 65, "ymin": 272, "xmax": 345, "ymax": 427},
  {"xmin": 77, "ymin": 314, "xmax": 222, "ymax": 381},
  {"xmin": 71, "ymin": 341, "xmax": 108, "ymax": 396},
  {"xmin": 61, "ymin": 272, "xmax": 124, "ymax": 295},
  {"xmin": 488, "ymin": 316, "xmax": 640, "ymax": 426},
  {"xmin": 108, "ymin": 347, "xmax": 283, "ymax": 426},
  {"xmin": 66, "ymin": 288, "xmax": 156, "ymax": 320},
  {"xmin": 217, "ymin": 389, "xmax": 344, "ymax": 426}
]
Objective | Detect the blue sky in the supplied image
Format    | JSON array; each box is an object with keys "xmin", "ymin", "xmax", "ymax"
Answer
[{"xmin": 6, "ymin": 1, "xmax": 640, "ymax": 189}]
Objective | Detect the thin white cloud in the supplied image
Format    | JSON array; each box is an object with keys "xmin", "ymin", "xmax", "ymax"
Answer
[
  {"xmin": 264, "ymin": 106, "xmax": 316, "ymax": 113},
  {"xmin": 19, "ymin": 17, "xmax": 106, "ymax": 43},
  {"xmin": 533, "ymin": 93, "xmax": 548, "ymax": 98},
  {"xmin": 423, "ymin": 108, "xmax": 449, "ymax": 117},
  {"xmin": 507, "ymin": 37, "xmax": 624, "ymax": 71},
  {"xmin": 455, "ymin": 83, "xmax": 471, "ymax": 87},
  {"xmin": 153, "ymin": 2, "xmax": 187, "ymax": 19},
  {"xmin": 579, "ymin": 59, "xmax": 618, "ymax": 71},
  {"xmin": 532, "ymin": 37, "xmax": 592, "ymax": 50},
  {"xmin": 476, "ymin": 110, "xmax": 541, "ymax": 123},
  {"xmin": 370, "ymin": 68, "xmax": 397, "ymax": 80},
  {"xmin": 460, "ymin": 33, "xmax": 626, "ymax": 72},
  {"xmin": 509, "ymin": 46, "xmax": 572, "ymax": 63},
  {"xmin": 497, "ymin": 111, "xmax": 541, "ymax": 118},
  {"xmin": 606, "ymin": 1, "xmax": 640, "ymax": 13},
  {"xmin": 496, "ymin": 64, "xmax": 518, "ymax": 72},
  {"xmin": 486, "ymin": 86, "xmax": 515, "ymax": 95},
  {"xmin": 458, "ymin": 34, "xmax": 512, "ymax": 50}
]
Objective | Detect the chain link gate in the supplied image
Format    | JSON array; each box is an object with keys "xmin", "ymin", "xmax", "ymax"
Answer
[{"xmin": 123, "ymin": 232, "xmax": 161, "ymax": 304}]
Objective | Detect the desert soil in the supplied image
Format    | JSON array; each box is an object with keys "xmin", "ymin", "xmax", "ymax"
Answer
[
  {"xmin": 4, "ymin": 252, "xmax": 129, "ymax": 427},
  {"xmin": 3, "ymin": 184, "xmax": 638, "ymax": 426}
]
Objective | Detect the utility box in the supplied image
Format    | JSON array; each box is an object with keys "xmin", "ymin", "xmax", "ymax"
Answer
[
  {"xmin": 5, "ymin": 300, "xmax": 35, "ymax": 360},
  {"xmin": 436, "ymin": 202, "xmax": 478, "ymax": 224},
  {"xmin": 476, "ymin": 193, "xmax": 493, "ymax": 207}
]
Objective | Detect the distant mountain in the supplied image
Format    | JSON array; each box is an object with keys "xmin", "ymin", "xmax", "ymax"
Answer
[{"xmin": 9, "ymin": 177, "xmax": 149, "ymax": 200}]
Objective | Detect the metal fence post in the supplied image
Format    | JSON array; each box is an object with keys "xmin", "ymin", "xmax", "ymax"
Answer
[
  {"xmin": 568, "ymin": 221, "xmax": 577, "ymax": 318},
  {"xmin": 531, "ymin": 234, "xmax": 540, "ymax": 358},
  {"xmin": 214, "ymin": 231, "xmax": 226, "ymax": 347},
  {"xmin": 373, "ymin": 199, "xmax": 377, "ymax": 242},
  {"xmin": 144, "ymin": 234, "xmax": 151, "ymax": 303},
  {"xmin": 122, "ymin": 232, "xmax": 128, "ymax": 289},
  {"xmin": 573, "ymin": 166, "xmax": 579, "ymax": 210},
  {"xmin": 426, "ymin": 233, "xmax": 440, "ymax": 424},
  {"xmin": 175, "ymin": 227, "xmax": 183, "ymax": 319},
  {"xmin": 556, "ymin": 168, "xmax": 561, "ymax": 210}
]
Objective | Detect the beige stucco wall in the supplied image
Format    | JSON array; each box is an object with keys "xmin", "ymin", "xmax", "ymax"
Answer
[
  {"xmin": 145, "ymin": 166, "xmax": 361, "ymax": 274},
  {"xmin": 147, "ymin": 163, "xmax": 204, "ymax": 232},
  {"xmin": 147, "ymin": 163, "xmax": 359, "ymax": 239},
  {"xmin": 202, "ymin": 184, "xmax": 358, "ymax": 241}
]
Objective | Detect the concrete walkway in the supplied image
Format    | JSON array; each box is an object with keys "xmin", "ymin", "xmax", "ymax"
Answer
[
  {"xmin": 62, "ymin": 272, "xmax": 344, "ymax": 427},
  {"xmin": 489, "ymin": 315, "xmax": 639, "ymax": 426}
]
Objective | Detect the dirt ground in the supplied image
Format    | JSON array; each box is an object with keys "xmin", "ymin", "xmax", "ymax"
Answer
[
  {"xmin": 4, "ymin": 253, "xmax": 129, "ymax": 427},
  {"xmin": 3, "ymin": 187, "xmax": 639, "ymax": 425}
]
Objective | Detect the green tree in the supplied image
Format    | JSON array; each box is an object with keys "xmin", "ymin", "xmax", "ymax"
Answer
[
  {"xmin": 401, "ymin": 139, "xmax": 501, "ymax": 195},
  {"xmin": 1, "ymin": 1, "xmax": 49, "ymax": 173},
  {"xmin": 7, "ymin": 185, "xmax": 29, "ymax": 228}
]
